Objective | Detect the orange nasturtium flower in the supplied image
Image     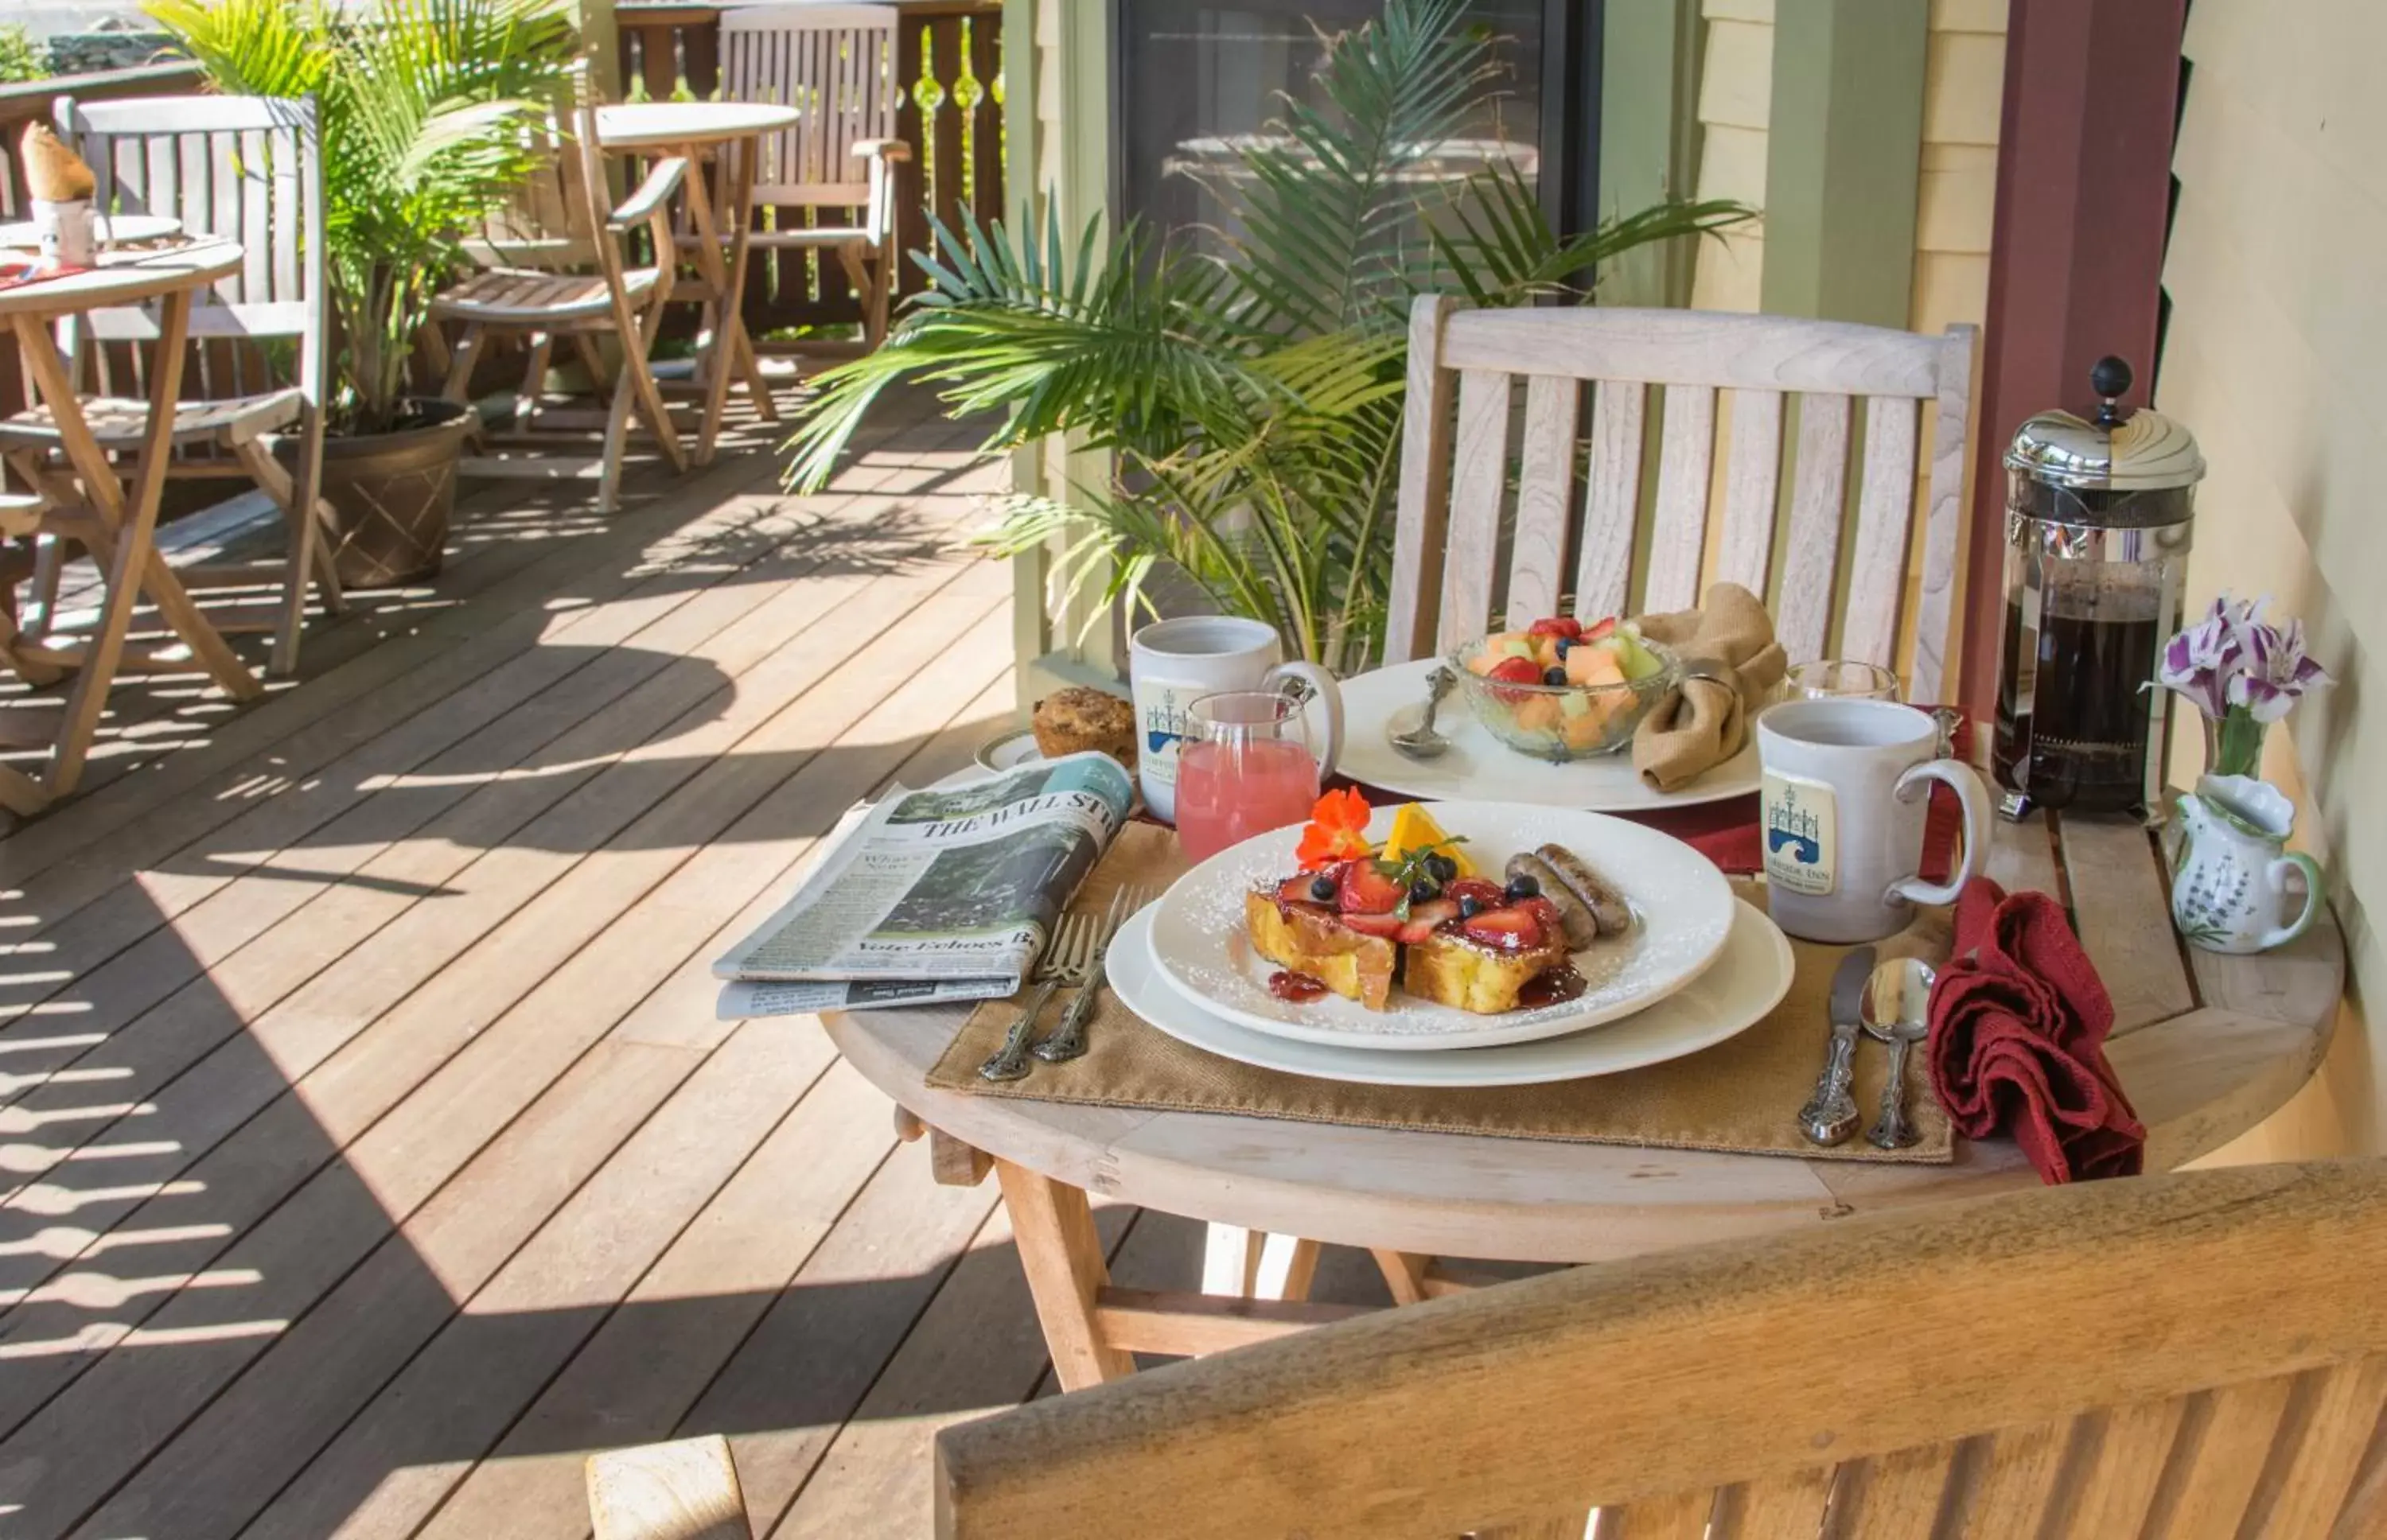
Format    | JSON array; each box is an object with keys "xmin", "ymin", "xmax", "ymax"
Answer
[{"xmin": 1295, "ymin": 787, "xmax": 1377, "ymax": 871}]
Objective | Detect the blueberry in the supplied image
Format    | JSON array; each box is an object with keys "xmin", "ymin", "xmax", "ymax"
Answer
[
  {"xmin": 1542, "ymin": 666, "xmax": 1567, "ymax": 686},
  {"xmin": 1427, "ymin": 854, "xmax": 1458, "ymax": 881},
  {"xmin": 1309, "ymin": 873, "xmax": 1337, "ymax": 902},
  {"xmin": 1554, "ymin": 636, "xmax": 1572, "ymax": 657},
  {"xmin": 1408, "ymin": 880, "xmax": 1439, "ymax": 905},
  {"xmin": 1458, "ymin": 896, "xmax": 1482, "ymax": 919},
  {"xmin": 1505, "ymin": 873, "xmax": 1540, "ymax": 900}
]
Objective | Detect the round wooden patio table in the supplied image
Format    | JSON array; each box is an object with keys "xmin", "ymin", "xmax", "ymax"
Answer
[
  {"xmin": 0, "ymin": 241, "xmax": 261, "ymax": 815},
  {"xmin": 824, "ymin": 805, "xmax": 2346, "ymax": 1389},
  {"xmin": 594, "ymin": 101, "xmax": 800, "ymax": 467}
]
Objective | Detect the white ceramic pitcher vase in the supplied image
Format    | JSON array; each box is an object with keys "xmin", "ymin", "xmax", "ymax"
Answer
[{"xmin": 2170, "ymin": 774, "xmax": 2324, "ymax": 955}]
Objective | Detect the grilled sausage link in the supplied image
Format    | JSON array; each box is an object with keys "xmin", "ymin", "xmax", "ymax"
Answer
[
  {"xmin": 1536, "ymin": 843, "xmax": 1633, "ymax": 936},
  {"xmin": 1505, "ymin": 853, "xmax": 1599, "ymax": 949}
]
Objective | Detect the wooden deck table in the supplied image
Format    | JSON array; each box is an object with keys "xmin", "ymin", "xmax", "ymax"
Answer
[
  {"xmin": 0, "ymin": 240, "xmax": 263, "ymax": 815},
  {"xmin": 593, "ymin": 100, "xmax": 797, "ymax": 466},
  {"xmin": 825, "ymin": 806, "xmax": 2346, "ymax": 1390}
]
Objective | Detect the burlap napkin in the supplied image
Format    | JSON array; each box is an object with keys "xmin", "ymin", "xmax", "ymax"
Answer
[
  {"xmin": 19, "ymin": 124, "xmax": 95, "ymax": 203},
  {"xmin": 1632, "ymin": 582, "xmax": 1789, "ymax": 793},
  {"xmin": 925, "ymin": 826, "xmax": 1953, "ymax": 1164}
]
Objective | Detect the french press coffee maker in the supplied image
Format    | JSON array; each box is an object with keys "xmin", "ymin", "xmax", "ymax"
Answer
[{"xmin": 1992, "ymin": 357, "xmax": 2205, "ymax": 821}]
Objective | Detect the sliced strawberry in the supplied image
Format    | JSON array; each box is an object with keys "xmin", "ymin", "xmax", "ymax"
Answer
[
  {"xmin": 1462, "ymin": 904, "xmax": 1546, "ymax": 951},
  {"xmin": 1527, "ymin": 616, "xmax": 1583, "ymax": 640},
  {"xmin": 1341, "ymin": 911, "xmax": 1405, "ymax": 938},
  {"xmin": 1521, "ymin": 895, "xmax": 1567, "ymax": 940},
  {"xmin": 1336, "ymin": 860, "xmax": 1406, "ymax": 915},
  {"xmin": 1486, "ymin": 655, "xmax": 1541, "ymax": 685},
  {"xmin": 1395, "ymin": 898, "xmax": 1459, "ymax": 943},
  {"xmin": 1583, "ymin": 616, "xmax": 1619, "ymax": 644},
  {"xmin": 1444, "ymin": 877, "xmax": 1505, "ymax": 909}
]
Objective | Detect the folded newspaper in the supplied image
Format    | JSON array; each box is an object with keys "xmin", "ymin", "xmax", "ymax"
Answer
[{"xmin": 714, "ymin": 751, "xmax": 1135, "ymax": 1019}]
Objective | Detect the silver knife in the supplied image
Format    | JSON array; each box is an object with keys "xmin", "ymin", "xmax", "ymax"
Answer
[{"xmin": 1799, "ymin": 945, "xmax": 1876, "ymax": 1145}]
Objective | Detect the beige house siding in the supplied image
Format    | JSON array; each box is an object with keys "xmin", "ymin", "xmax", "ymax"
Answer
[
  {"xmin": 1690, "ymin": 0, "xmax": 1772, "ymax": 313},
  {"xmin": 2160, "ymin": 2, "xmax": 2385, "ymax": 1160}
]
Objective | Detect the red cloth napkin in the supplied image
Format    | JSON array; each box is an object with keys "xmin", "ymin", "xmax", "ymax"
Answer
[{"xmin": 1926, "ymin": 877, "xmax": 2145, "ymax": 1184}]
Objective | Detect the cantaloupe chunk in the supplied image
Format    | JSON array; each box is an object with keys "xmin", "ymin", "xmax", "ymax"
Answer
[{"xmin": 1565, "ymin": 645, "xmax": 1627, "ymax": 687}]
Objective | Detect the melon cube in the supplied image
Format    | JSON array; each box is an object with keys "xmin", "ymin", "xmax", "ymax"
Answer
[
  {"xmin": 1565, "ymin": 645, "xmax": 1627, "ymax": 687},
  {"xmin": 1513, "ymin": 694, "xmax": 1563, "ymax": 734}
]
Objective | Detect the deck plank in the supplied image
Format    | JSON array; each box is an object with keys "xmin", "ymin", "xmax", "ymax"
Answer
[
  {"xmin": 0, "ymin": 594, "xmax": 1014, "ymax": 1496},
  {"xmin": 0, "ymin": 551, "xmax": 1005, "ymax": 1406},
  {"xmin": 0, "ymin": 397, "xmax": 1077, "ymax": 1540}
]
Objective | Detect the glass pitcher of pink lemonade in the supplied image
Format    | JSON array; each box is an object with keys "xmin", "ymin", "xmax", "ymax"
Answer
[{"xmin": 1174, "ymin": 690, "xmax": 1328, "ymax": 863}]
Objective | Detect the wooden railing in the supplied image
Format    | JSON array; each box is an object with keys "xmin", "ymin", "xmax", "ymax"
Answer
[{"xmin": 615, "ymin": 0, "xmax": 1003, "ymax": 342}]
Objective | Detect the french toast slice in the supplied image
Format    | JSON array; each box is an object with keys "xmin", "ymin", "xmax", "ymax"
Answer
[
  {"xmin": 1403, "ymin": 928, "xmax": 1571, "ymax": 1014},
  {"xmin": 1243, "ymin": 889, "xmax": 1396, "ymax": 1009}
]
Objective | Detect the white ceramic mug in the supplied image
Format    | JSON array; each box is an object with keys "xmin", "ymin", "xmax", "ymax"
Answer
[
  {"xmin": 33, "ymin": 200, "xmax": 95, "ymax": 267},
  {"xmin": 1129, "ymin": 616, "xmax": 1341, "ymax": 824},
  {"xmin": 1757, "ymin": 698, "xmax": 1993, "ymax": 943}
]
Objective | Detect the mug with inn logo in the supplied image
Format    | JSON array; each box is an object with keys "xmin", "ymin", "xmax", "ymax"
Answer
[
  {"xmin": 1128, "ymin": 616, "xmax": 1341, "ymax": 825},
  {"xmin": 1757, "ymin": 698, "xmax": 1992, "ymax": 943}
]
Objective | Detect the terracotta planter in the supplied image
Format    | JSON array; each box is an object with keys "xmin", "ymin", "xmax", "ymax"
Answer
[{"xmin": 306, "ymin": 399, "xmax": 474, "ymax": 589}]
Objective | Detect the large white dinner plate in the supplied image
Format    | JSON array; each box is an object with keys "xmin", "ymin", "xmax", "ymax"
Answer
[
  {"xmin": 1337, "ymin": 657, "xmax": 1759, "ymax": 811},
  {"xmin": 1113, "ymin": 899, "xmax": 1790, "ymax": 1087},
  {"xmin": 1147, "ymin": 800, "xmax": 1736, "ymax": 1051}
]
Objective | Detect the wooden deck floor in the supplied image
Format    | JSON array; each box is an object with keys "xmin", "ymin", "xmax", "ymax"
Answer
[{"xmin": 0, "ymin": 387, "xmax": 1404, "ymax": 1539}]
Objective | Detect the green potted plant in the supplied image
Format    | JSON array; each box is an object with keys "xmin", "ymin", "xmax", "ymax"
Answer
[
  {"xmin": 785, "ymin": 0, "xmax": 1749, "ymax": 675},
  {"xmin": 148, "ymin": 0, "xmax": 580, "ymax": 585}
]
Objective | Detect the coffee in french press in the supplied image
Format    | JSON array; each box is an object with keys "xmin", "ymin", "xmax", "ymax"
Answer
[{"xmin": 1992, "ymin": 357, "xmax": 2205, "ymax": 820}]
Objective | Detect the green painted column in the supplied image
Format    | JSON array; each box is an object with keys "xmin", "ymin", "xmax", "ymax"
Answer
[
  {"xmin": 1760, "ymin": 0, "xmax": 1929, "ymax": 325},
  {"xmin": 1597, "ymin": 0, "xmax": 1705, "ymax": 308}
]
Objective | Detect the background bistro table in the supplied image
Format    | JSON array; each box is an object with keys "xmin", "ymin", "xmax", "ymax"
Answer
[
  {"xmin": 0, "ymin": 240, "xmax": 261, "ymax": 815},
  {"xmin": 593, "ymin": 100, "xmax": 800, "ymax": 465},
  {"xmin": 824, "ymin": 805, "xmax": 2346, "ymax": 1390}
]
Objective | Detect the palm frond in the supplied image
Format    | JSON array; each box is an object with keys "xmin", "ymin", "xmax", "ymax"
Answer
[{"xmin": 1428, "ymin": 165, "xmax": 1754, "ymax": 304}]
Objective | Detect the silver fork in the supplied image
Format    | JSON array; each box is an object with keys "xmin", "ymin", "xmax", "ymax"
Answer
[
  {"xmin": 1034, "ymin": 885, "xmax": 1151, "ymax": 1063},
  {"xmin": 979, "ymin": 909, "xmax": 1099, "ymax": 1082}
]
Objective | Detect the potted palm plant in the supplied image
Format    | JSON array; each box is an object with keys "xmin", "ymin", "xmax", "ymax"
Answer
[
  {"xmin": 148, "ymin": 0, "xmax": 580, "ymax": 585},
  {"xmin": 786, "ymin": 0, "xmax": 1749, "ymax": 675}
]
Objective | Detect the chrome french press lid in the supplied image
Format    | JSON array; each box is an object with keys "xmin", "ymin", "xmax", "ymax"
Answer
[{"xmin": 2004, "ymin": 356, "xmax": 2204, "ymax": 527}]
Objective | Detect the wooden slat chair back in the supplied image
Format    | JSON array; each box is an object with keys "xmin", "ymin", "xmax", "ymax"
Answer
[
  {"xmin": 1388, "ymin": 299, "xmax": 1976, "ymax": 702},
  {"xmin": 4, "ymin": 91, "xmax": 341, "ymax": 675},
  {"xmin": 936, "ymin": 1159, "xmax": 2387, "ymax": 1539},
  {"xmin": 429, "ymin": 95, "xmax": 690, "ymax": 514},
  {"xmin": 716, "ymin": 3, "xmax": 911, "ymax": 346}
]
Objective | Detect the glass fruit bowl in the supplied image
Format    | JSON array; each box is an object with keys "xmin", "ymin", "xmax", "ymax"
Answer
[{"xmin": 1447, "ymin": 624, "xmax": 1680, "ymax": 762}]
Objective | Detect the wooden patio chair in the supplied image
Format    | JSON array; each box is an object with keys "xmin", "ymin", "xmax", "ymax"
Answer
[
  {"xmin": 935, "ymin": 1158, "xmax": 2387, "ymax": 1538},
  {"xmin": 1387, "ymin": 300, "xmax": 1977, "ymax": 702},
  {"xmin": 430, "ymin": 96, "xmax": 688, "ymax": 515},
  {"xmin": 716, "ymin": 3, "xmax": 913, "ymax": 349},
  {"xmin": 2, "ymin": 92, "xmax": 342, "ymax": 677}
]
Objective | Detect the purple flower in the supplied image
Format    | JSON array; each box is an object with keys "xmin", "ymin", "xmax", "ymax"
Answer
[
  {"xmin": 2156, "ymin": 594, "xmax": 2245, "ymax": 722},
  {"xmin": 2226, "ymin": 616, "xmax": 2334, "ymax": 724}
]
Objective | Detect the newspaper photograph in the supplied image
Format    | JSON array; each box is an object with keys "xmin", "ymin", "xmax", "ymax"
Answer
[{"xmin": 714, "ymin": 751, "xmax": 1134, "ymax": 1016}]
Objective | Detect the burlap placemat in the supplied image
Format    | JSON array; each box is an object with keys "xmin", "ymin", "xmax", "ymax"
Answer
[{"xmin": 925, "ymin": 824, "xmax": 1955, "ymax": 1163}]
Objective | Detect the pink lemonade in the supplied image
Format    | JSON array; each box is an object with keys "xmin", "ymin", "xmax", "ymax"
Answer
[{"xmin": 1174, "ymin": 737, "xmax": 1322, "ymax": 863}]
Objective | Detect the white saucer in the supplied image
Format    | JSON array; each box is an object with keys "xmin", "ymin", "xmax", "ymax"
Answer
[
  {"xmin": 1337, "ymin": 657, "xmax": 1760, "ymax": 810},
  {"xmin": 1147, "ymin": 801, "xmax": 1735, "ymax": 1051},
  {"xmin": 1111, "ymin": 898, "xmax": 1791, "ymax": 1087}
]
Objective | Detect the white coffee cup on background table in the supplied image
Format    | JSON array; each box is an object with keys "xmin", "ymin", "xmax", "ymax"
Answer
[
  {"xmin": 1128, "ymin": 616, "xmax": 1341, "ymax": 825},
  {"xmin": 33, "ymin": 200, "xmax": 96, "ymax": 267},
  {"xmin": 1757, "ymin": 698, "xmax": 1993, "ymax": 943}
]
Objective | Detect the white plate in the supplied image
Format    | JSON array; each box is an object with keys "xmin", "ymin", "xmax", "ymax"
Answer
[
  {"xmin": 1337, "ymin": 657, "xmax": 1759, "ymax": 810},
  {"xmin": 1147, "ymin": 800, "xmax": 1736, "ymax": 1051},
  {"xmin": 1113, "ymin": 899, "xmax": 1790, "ymax": 1086},
  {"xmin": 973, "ymin": 727, "xmax": 1045, "ymax": 772},
  {"xmin": 0, "ymin": 213, "xmax": 183, "ymax": 248}
]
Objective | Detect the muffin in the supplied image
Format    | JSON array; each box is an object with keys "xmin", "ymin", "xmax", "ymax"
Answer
[{"xmin": 1031, "ymin": 686, "xmax": 1137, "ymax": 771}]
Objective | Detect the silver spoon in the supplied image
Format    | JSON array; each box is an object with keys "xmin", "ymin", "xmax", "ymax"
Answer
[
  {"xmin": 1389, "ymin": 666, "xmax": 1456, "ymax": 760},
  {"xmin": 1860, "ymin": 956, "xmax": 1937, "ymax": 1149}
]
